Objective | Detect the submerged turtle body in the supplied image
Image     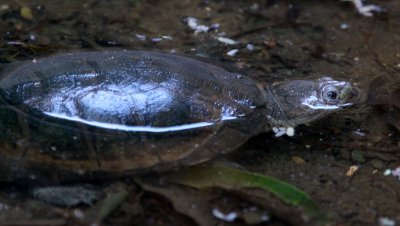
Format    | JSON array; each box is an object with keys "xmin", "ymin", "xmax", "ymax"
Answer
[{"xmin": 0, "ymin": 51, "xmax": 361, "ymax": 183}]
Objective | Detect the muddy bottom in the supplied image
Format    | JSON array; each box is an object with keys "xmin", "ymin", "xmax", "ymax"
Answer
[{"xmin": 0, "ymin": 0, "xmax": 399, "ymax": 226}]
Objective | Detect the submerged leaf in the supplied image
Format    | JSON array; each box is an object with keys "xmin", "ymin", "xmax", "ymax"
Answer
[{"xmin": 168, "ymin": 164, "xmax": 320, "ymax": 217}]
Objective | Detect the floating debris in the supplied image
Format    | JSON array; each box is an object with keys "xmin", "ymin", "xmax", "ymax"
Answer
[
  {"xmin": 151, "ymin": 37, "xmax": 162, "ymax": 42},
  {"xmin": 340, "ymin": 23, "xmax": 350, "ymax": 30},
  {"xmin": 212, "ymin": 208, "xmax": 238, "ymax": 222},
  {"xmin": 226, "ymin": 49, "xmax": 238, "ymax": 57},
  {"xmin": 0, "ymin": 202, "xmax": 8, "ymax": 211},
  {"xmin": 217, "ymin": 37, "xmax": 238, "ymax": 45},
  {"xmin": 0, "ymin": 4, "xmax": 9, "ymax": 10},
  {"xmin": 383, "ymin": 167, "xmax": 400, "ymax": 180},
  {"xmin": 286, "ymin": 127, "xmax": 295, "ymax": 136},
  {"xmin": 391, "ymin": 167, "xmax": 400, "ymax": 180},
  {"xmin": 135, "ymin": 34, "xmax": 172, "ymax": 43},
  {"xmin": 161, "ymin": 35, "xmax": 173, "ymax": 40},
  {"xmin": 343, "ymin": 0, "xmax": 383, "ymax": 17},
  {"xmin": 20, "ymin": 6, "xmax": 33, "ymax": 20},
  {"xmin": 292, "ymin": 156, "xmax": 306, "ymax": 164},
  {"xmin": 378, "ymin": 217, "xmax": 395, "ymax": 226},
  {"xmin": 272, "ymin": 126, "xmax": 295, "ymax": 137},
  {"xmin": 383, "ymin": 169, "xmax": 392, "ymax": 176},
  {"xmin": 346, "ymin": 165, "xmax": 358, "ymax": 177},
  {"xmin": 135, "ymin": 34, "xmax": 146, "ymax": 41},
  {"xmin": 246, "ymin": 43, "xmax": 255, "ymax": 51},
  {"xmin": 184, "ymin": 17, "xmax": 210, "ymax": 34}
]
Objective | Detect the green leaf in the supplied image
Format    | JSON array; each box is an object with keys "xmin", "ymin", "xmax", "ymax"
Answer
[{"xmin": 168, "ymin": 164, "xmax": 321, "ymax": 218}]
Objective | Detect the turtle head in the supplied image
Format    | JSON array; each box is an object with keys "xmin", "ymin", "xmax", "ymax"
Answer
[{"xmin": 264, "ymin": 77, "xmax": 364, "ymax": 127}]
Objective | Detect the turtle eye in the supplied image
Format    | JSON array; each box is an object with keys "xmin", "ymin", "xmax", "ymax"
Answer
[
  {"xmin": 323, "ymin": 85, "xmax": 340, "ymax": 102},
  {"xmin": 327, "ymin": 91, "xmax": 337, "ymax": 99}
]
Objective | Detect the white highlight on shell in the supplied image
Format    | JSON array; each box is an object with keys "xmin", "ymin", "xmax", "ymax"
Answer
[{"xmin": 43, "ymin": 112, "xmax": 215, "ymax": 133}]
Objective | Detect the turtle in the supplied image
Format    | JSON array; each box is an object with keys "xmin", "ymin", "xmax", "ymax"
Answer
[{"xmin": 0, "ymin": 50, "xmax": 363, "ymax": 184}]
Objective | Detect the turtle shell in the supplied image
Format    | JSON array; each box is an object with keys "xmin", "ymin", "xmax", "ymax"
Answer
[{"xmin": 0, "ymin": 51, "xmax": 266, "ymax": 182}]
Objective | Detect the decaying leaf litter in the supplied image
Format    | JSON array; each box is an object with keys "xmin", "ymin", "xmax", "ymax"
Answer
[{"xmin": 0, "ymin": 0, "xmax": 400, "ymax": 226}]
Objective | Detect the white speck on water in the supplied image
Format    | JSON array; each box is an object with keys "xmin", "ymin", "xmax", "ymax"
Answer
[
  {"xmin": 226, "ymin": 49, "xmax": 238, "ymax": 56},
  {"xmin": 261, "ymin": 213, "xmax": 270, "ymax": 222},
  {"xmin": 0, "ymin": 202, "xmax": 8, "ymax": 211},
  {"xmin": 212, "ymin": 208, "xmax": 238, "ymax": 222},
  {"xmin": 73, "ymin": 209, "xmax": 85, "ymax": 220},
  {"xmin": 210, "ymin": 23, "xmax": 220, "ymax": 30},
  {"xmin": 0, "ymin": 4, "xmax": 9, "ymax": 10},
  {"xmin": 273, "ymin": 127, "xmax": 286, "ymax": 137},
  {"xmin": 32, "ymin": 59, "xmax": 38, "ymax": 63},
  {"xmin": 151, "ymin": 37, "xmax": 162, "ymax": 42},
  {"xmin": 340, "ymin": 23, "xmax": 349, "ymax": 30},
  {"xmin": 161, "ymin": 35, "xmax": 173, "ymax": 40},
  {"xmin": 217, "ymin": 37, "xmax": 238, "ymax": 45},
  {"xmin": 383, "ymin": 169, "xmax": 392, "ymax": 176},
  {"xmin": 273, "ymin": 127, "xmax": 295, "ymax": 137},
  {"xmin": 246, "ymin": 43, "xmax": 255, "ymax": 51},
  {"xmin": 354, "ymin": 129, "xmax": 366, "ymax": 136},
  {"xmin": 378, "ymin": 217, "xmax": 396, "ymax": 226},
  {"xmin": 135, "ymin": 34, "xmax": 146, "ymax": 41},
  {"xmin": 29, "ymin": 34, "xmax": 37, "ymax": 42},
  {"xmin": 249, "ymin": 3, "xmax": 260, "ymax": 11}
]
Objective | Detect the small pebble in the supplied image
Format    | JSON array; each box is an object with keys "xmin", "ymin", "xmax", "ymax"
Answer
[{"xmin": 370, "ymin": 159, "xmax": 383, "ymax": 169}]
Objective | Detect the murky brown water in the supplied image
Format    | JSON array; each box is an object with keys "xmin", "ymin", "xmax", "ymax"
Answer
[{"xmin": 0, "ymin": 0, "xmax": 399, "ymax": 225}]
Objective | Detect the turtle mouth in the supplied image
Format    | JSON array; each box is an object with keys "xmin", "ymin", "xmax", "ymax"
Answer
[{"xmin": 341, "ymin": 86, "xmax": 365, "ymax": 106}]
